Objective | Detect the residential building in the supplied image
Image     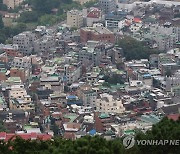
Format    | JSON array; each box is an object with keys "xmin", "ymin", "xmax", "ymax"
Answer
[
  {"xmin": 64, "ymin": 62, "xmax": 82, "ymax": 84},
  {"xmin": 9, "ymin": 84, "xmax": 27, "ymax": 99},
  {"xmin": 10, "ymin": 68, "xmax": 30, "ymax": 82},
  {"xmin": 67, "ymin": 10, "xmax": 83, "ymax": 28},
  {"xmin": 40, "ymin": 76, "xmax": 63, "ymax": 92},
  {"xmin": 80, "ymin": 87, "xmax": 97, "ymax": 108},
  {"xmin": 1, "ymin": 44, "xmax": 21, "ymax": 57},
  {"xmin": 34, "ymin": 35, "xmax": 55, "ymax": 53},
  {"xmin": 105, "ymin": 11, "xmax": 126, "ymax": 30},
  {"xmin": 3, "ymin": 0, "xmax": 24, "ymax": 9},
  {"xmin": 99, "ymin": 0, "xmax": 116, "ymax": 14},
  {"xmin": 11, "ymin": 56, "xmax": 32, "ymax": 69},
  {"xmin": 73, "ymin": 0, "xmax": 94, "ymax": 5},
  {"xmin": 96, "ymin": 93, "xmax": 125, "ymax": 114},
  {"xmin": 0, "ymin": 132, "xmax": 52, "ymax": 141},
  {"xmin": 9, "ymin": 95, "xmax": 34, "ymax": 111},
  {"xmin": 78, "ymin": 46, "xmax": 103, "ymax": 66},
  {"xmin": 87, "ymin": 8, "xmax": 102, "ymax": 27},
  {"xmin": 13, "ymin": 31, "xmax": 37, "ymax": 55},
  {"xmin": 80, "ymin": 23, "xmax": 115, "ymax": 43},
  {"xmin": 137, "ymin": 69, "xmax": 153, "ymax": 87},
  {"xmin": 10, "ymin": 56, "xmax": 32, "ymax": 82}
]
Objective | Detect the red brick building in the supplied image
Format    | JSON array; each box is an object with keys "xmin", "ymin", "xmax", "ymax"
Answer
[
  {"xmin": 2, "ymin": 44, "xmax": 22, "ymax": 57},
  {"xmin": 10, "ymin": 68, "xmax": 28, "ymax": 82},
  {"xmin": 80, "ymin": 24, "xmax": 115, "ymax": 43}
]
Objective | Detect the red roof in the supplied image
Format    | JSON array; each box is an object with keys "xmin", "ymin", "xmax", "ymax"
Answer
[
  {"xmin": 87, "ymin": 9, "xmax": 101, "ymax": 18},
  {"xmin": 134, "ymin": 18, "xmax": 142, "ymax": 23},
  {"xmin": 0, "ymin": 132, "xmax": 52, "ymax": 141},
  {"xmin": 167, "ymin": 114, "xmax": 180, "ymax": 121}
]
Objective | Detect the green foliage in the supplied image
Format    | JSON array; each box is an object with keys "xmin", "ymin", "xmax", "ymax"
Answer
[
  {"xmin": 0, "ymin": 0, "xmax": 7, "ymax": 11},
  {"xmin": 102, "ymin": 82, "xmax": 111, "ymax": 87},
  {"xmin": 103, "ymin": 74, "xmax": 124, "ymax": 85},
  {"xmin": 0, "ymin": 15, "xmax": 4, "ymax": 29},
  {"xmin": 0, "ymin": 0, "xmax": 83, "ymax": 43},
  {"xmin": 117, "ymin": 37, "xmax": 159, "ymax": 60},
  {"xmin": 18, "ymin": 11, "xmax": 39, "ymax": 23},
  {"xmin": 0, "ymin": 120, "xmax": 7, "ymax": 132},
  {"xmin": 83, "ymin": 0, "xmax": 97, "ymax": 8},
  {"xmin": 29, "ymin": 0, "xmax": 74, "ymax": 14},
  {"xmin": 30, "ymin": 0, "xmax": 58, "ymax": 14},
  {"xmin": 58, "ymin": 2, "xmax": 82, "ymax": 13},
  {"xmin": 38, "ymin": 14, "xmax": 59, "ymax": 26},
  {"xmin": 136, "ymin": 117, "xmax": 180, "ymax": 154},
  {"xmin": 0, "ymin": 23, "xmax": 27, "ymax": 43}
]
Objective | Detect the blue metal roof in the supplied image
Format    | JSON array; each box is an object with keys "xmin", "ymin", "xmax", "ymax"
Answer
[
  {"xmin": 89, "ymin": 129, "xmax": 96, "ymax": 136},
  {"xmin": 67, "ymin": 95, "xmax": 77, "ymax": 99}
]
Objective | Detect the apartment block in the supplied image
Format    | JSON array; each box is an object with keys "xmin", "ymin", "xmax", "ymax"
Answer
[
  {"xmin": 13, "ymin": 31, "xmax": 36, "ymax": 55},
  {"xmin": 67, "ymin": 10, "xmax": 83, "ymax": 28},
  {"xmin": 99, "ymin": 0, "xmax": 116, "ymax": 14},
  {"xmin": 80, "ymin": 87, "xmax": 97, "ymax": 108},
  {"xmin": 64, "ymin": 62, "xmax": 82, "ymax": 84},
  {"xmin": 78, "ymin": 46, "xmax": 103, "ymax": 66},
  {"xmin": 34, "ymin": 35, "xmax": 55, "ymax": 53}
]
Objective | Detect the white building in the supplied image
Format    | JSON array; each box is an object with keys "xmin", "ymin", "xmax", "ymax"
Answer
[{"xmin": 96, "ymin": 93, "xmax": 125, "ymax": 113}]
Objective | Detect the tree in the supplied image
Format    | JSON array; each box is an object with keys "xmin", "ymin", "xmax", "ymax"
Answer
[
  {"xmin": 103, "ymin": 74, "xmax": 124, "ymax": 85},
  {"xmin": 0, "ymin": 120, "xmax": 7, "ymax": 132},
  {"xmin": 38, "ymin": 14, "xmax": 59, "ymax": 26},
  {"xmin": 136, "ymin": 117, "xmax": 180, "ymax": 154},
  {"xmin": 0, "ymin": 15, "xmax": 4, "ymax": 29},
  {"xmin": 0, "ymin": 0, "xmax": 7, "ymax": 11},
  {"xmin": 12, "ymin": 23, "xmax": 27, "ymax": 35},
  {"xmin": 117, "ymin": 37, "xmax": 159, "ymax": 61},
  {"xmin": 102, "ymin": 82, "xmax": 111, "ymax": 87},
  {"xmin": 0, "ymin": 32, "xmax": 6, "ymax": 43},
  {"xmin": 83, "ymin": 0, "xmax": 97, "ymax": 8},
  {"xmin": 18, "ymin": 11, "xmax": 39, "ymax": 23}
]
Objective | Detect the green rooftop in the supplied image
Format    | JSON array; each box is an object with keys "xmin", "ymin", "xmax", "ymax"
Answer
[
  {"xmin": 54, "ymin": 58, "xmax": 63, "ymax": 64},
  {"xmin": 124, "ymin": 130, "xmax": 135, "ymax": 135},
  {"xmin": 64, "ymin": 114, "xmax": 78, "ymax": 122},
  {"xmin": 0, "ymin": 68, "xmax": 7, "ymax": 73},
  {"xmin": 99, "ymin": 113, "xmax": 110, "ymax": 119},
  {"xmin": 7, "ymin": 77, "xmax": 21, "ymax": 83}
]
